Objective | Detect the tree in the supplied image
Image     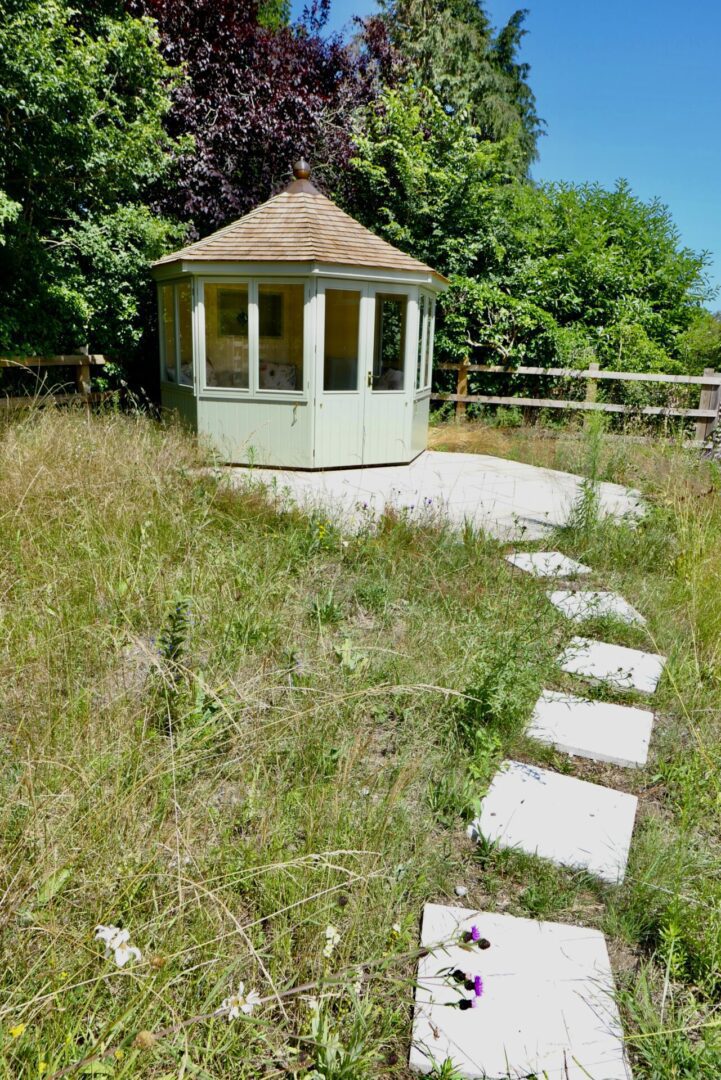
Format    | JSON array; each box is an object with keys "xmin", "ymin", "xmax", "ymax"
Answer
[
  {"xmin": 490, "ymin": 180, "xmax": 711, "ymax": 369},
  {"xmin": 131, "ymin": 0, "xmax": 373, "ymax": 236},
  {"xmin": 366, "ymin": 0, "xmax": 541, "ymax": 173},
  {"xmin": 676, "ymin": 310, "xmax": 721, "ymax": 374},
  {"xmin": 347, "ymin": 83, "xmax": 510, "ymax": 277},
  {"xmin": 0, "ymin": 0, "xmax": 183, "ymax": 357}
]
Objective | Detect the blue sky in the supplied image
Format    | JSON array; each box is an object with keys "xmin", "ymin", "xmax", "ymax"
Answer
[{"xmin": 292, "ymin": 0, "xmax": 721, "ymax": 301}]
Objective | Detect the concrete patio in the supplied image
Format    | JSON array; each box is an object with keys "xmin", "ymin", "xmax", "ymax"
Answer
[{"xmin": 228, "ymin": 450, "xmax": 642, "ymax": 540}]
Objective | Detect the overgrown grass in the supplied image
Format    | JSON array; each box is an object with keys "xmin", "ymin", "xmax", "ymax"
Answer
[{"xmin": 1, "ymin": 409, "xmax": 720, "ymax": 1078}]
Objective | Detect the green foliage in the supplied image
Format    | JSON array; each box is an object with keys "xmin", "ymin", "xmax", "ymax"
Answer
[
  {"xmin": 676, "ymin": 310, "xmax": 721, "ymax": 373},
  {"xmin": 349, "ymin": 83, "xmax": 509, "ymax": 277},
  {"xmin": 0, "ymin": 0, "xmax": 184, "ymax": 358},
  {"xmin": 376, "ymin": 0, "xmax": 540, "ymax": 172}
]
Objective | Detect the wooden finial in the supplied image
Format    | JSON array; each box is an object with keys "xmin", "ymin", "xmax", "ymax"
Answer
[{"xmin": 293, "ymin": 158, "xmax": 311, "ymax": 180}]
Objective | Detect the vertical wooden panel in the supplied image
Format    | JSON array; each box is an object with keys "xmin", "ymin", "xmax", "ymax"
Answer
[
  {"xmin": 456, "ymin": 358, "xmax": 468, "ymax": 423},
  {"xmin": 696, "ymin": 368, "xmax": 718, "ymax": 443}
]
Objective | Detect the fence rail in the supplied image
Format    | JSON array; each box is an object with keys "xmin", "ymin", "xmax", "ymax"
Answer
[
  {"xmin": 0, "ymin": 353, "xmax": 107, "ymax": 410},
  {"xmin": 432, "ymin": 362, "xmax": 721, "ymax": 442}
]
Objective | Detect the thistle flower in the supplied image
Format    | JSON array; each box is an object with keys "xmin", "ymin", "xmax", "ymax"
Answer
[
  {"xmin": 474, "ymin": 974, "xmax": 483, "ymax": 998},
  {"xmin": 323, "ymin": 924, "xmax": 341, "ymax": 959},
  {"xmin": 94, "ymin": 925, "xmax": 141, "ymax": 968},
  {"xmin": 222, "ymin": 982, "xmax": 261, "ymax": 1020}
]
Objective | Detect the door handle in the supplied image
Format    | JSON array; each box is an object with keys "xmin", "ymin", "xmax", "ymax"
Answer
[{"xmin": 367, "ymin": 371, "xmax": 373, "ymax": 388}]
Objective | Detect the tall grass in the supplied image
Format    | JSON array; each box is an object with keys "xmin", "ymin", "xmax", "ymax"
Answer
[{"xmin": 1, "ymin": 409, "xmax": 720, "ymax": 1078}]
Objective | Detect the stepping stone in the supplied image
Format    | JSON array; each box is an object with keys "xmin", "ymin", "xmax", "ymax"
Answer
[
  {"xmin": 548, "ymin": 589, "xmax": 646, "ymax": 625},
  {"xmin": 469, "ymin": 760, "xmax": 637, "ymax": 884},
  {"xmin": 410, "ymin": 903, "xmax": 632, "ymax": 1079},
  {"xmin": 506, "ymin": 550, "xmax": 591, "ymax": 578},
  {"xmin": 559, "ymin": 636, "xmax": 666, "ymax": 694},
  {"xmin": 529, "ymin": 689, "xmax": 653, "ymax": 768}
]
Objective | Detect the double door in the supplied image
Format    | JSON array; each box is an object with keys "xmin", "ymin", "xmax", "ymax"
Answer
[{"xmin": 314, "ymin": 280, "xmax": 416, "ymax": 468}]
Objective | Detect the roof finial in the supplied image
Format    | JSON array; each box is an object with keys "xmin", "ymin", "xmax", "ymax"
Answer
[{"xmin": 293, "ymin": 158, "xmax": 311, "ymax": 180}]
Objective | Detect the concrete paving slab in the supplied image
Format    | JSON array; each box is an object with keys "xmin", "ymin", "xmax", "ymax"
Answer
[
  {"xmin": 548, "ymin": 590, "xmax": 646, "ymax": 626},
  {"xmin": 469, "ymin": 760, "xmax": 637, "ymax": 884},
  {"xmin": 410, "ymin": 902, "xmax": 632, "ymax": 1079},
  {"xmin": 529, "ymin": 689, "xmax": 653, "ymax": 768},
  {"xmin": 228, "ymin": 450, "xmax": 643, "ymax": 541},
  {"xmin": 559, "ymin": 636, "xmax": 666, "ymax": 694},
  {"xmin": 506, "ymin": 551, "xmax": 592, "ymax": 578}
]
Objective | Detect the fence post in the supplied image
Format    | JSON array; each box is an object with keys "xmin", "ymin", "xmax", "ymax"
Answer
[
  {"xmin": 456, "ymin": 357, "xmax": 469, "ymax": 423},
  {"xmin": 583, "ymin": 362, "xmax": 599, "ymax": 428},
  {"xmin": 74, "ymin": 346, "xmax": 91, "ymax": 412},
  {"xmin": 695, "ymin": 368, "xmax": 718, "ymax": 444}
]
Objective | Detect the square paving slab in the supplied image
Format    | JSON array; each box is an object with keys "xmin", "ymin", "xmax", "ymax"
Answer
[
  {"xmin": 506, "ymin": 551, "xmax": 592, "ymax": 578},
  {"xmin": 529, "ymin": 689, "xmax": 654, "ymax": 768},
  {"xmin": 410, "ymin": 902, "xmax": 632, "ymax": 1079},
  {"xmin": 469, "ymin": 760, "xmax": 637, "ymax": 884},
  {"xmin": 548, "ymin": 590, "xmax": 646, "ymax": 625},
  {"xmin": 559, "ymin": 636, "xmax": 666, "ymax": 694}
]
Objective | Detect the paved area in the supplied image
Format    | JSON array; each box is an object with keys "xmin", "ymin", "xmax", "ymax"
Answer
[
  {"xmin": 529, "ymin": 689, "xmax": 654, "ymax": 768},
  {"xmin": 232, "ymin": 450, "xmax": 643, "ymax": 540},
  {"xmin": 469, "ymin": 760, "xmax": 637, "ymax": 884},
  {"xmin": 411, "ymin": 903, "xmax": 632, "ymax": 1079}
]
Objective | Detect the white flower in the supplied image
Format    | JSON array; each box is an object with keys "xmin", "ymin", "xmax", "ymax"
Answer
[
  {"xmin": 323, "ymin": 924, "xmax": 341, "ymax": 959},
  {"xmin": 222, "ymin": 981, "xmax": 261, "ymax": 1020},
  {"xmin": 352, "ymin": 966, "xmax": 364, "ymax": 996},
  {"xmin": 391, "ymin": 922, "xmax": 402, "ymax": 936},
  {"xmin": 94, "ymin": 925, "xmax": 142, "ymax": 968}
]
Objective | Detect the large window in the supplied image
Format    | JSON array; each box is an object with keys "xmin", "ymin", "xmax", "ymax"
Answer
[
  {"xmin": 324, "ymin": 288, "xmax": 360, "ymax": 391},
  {"xmin": 204, "ymin": 283, "xmax": 249, "ymax": 389},
  {"xmin": 372, "ymin": 293, "xmax": 407, "ymax": 391},
  {"xmin": 259, "ymin": 283, "xmax": 304, "ymax": 391},
  {"xmin": 160, "ymin": 280, "xmax": 193, "ymax": 386}
]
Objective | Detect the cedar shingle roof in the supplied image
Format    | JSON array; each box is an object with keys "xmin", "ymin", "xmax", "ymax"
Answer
[{"xmin": 153, "ymin": 177, "xmax": 446, "ymax": 283}]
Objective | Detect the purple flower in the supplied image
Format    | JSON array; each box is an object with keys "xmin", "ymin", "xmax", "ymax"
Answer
[
  {"xmin": 470, "ymin": 925, "xmax": 481, "ymax": 942},
  {"xmin": 474, "ymin": 975, "xmax": 483, "ymax": 998}
]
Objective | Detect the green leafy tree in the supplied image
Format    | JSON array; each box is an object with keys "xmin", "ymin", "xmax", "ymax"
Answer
[
  {"xmin": 371, "ymin": 0, "xmax": 540, "ymax": 173},
  {"xmin": 347, "ymin": 83, "xmax": 510, "ymax": 277},
  {"xmin": 0, "ymin": 0, "xmax": 184, "ymax": 359},
  {"xmin": 676, "ymin": 310, "xmax": 721, "ymax": 374}
]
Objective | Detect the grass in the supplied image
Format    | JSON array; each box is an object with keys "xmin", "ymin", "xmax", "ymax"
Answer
[{"xmin": 0, "ymin": 408, "xmax": 720, "ymax": 1078}]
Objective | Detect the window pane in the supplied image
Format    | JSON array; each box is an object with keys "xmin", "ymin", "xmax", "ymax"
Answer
[
  {"xmin": 324, "ymin": 288, "xmax": 360, "ymax": 391},
  {"xmin": 416, "ymin": 294, "xmax": 427, "ymax": 390},
  {"xmin": 178, "ymin": 280, "xmax": 193, "ymax": 386},
  {"xmin": 258, "ymin": 284, "xmax": 304, "ymax": 391},
  {"xmin": 204, "ymin": 284, "xmax": 248, "ymax": 388},
  {"xmin": 160, "ymin": 283, "xmax": 176, "ymax": 382},
  {"xmin": 373, "ymin": 293, "xmax": 407, "ymax": 391},
  {"xmin": 424, "ymin": 299, "xmax": 435, "ymax": 388}
]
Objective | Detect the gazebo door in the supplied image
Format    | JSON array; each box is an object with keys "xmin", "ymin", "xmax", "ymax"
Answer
[
  {"xmin": 314, "ymin": 281, "xmax": 365, "ymax": 468},
  {"xmin": 315, "ymin": 281, "xmax": 414, "ymax": 468},
  {"xmin": 361, "ymin": 285, "xmax": 412, "ymax": 465}
]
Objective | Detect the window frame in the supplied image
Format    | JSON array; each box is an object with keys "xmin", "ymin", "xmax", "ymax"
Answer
[
  {"xmin": 158, "ymin": 279, "xmax": 195, "ymax": 391},
  {"xmin": 368, "ymin": 283, "xmax": 413, "ymax": 395},
  {"xmin": 197, "ymin": 276, "xmax": 309, "ymax": 400},
  {"xmin": 319, "ymin": 282, "xmax": 364, "ymax": 395}
]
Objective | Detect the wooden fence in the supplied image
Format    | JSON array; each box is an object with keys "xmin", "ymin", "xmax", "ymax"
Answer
[
  {"xmin": 0, "ymin": 353, "xmax": 108, "ymax": 411},
  {"xmin": 432, "ymin": 362, "xmax": 721, "ymax": 442}
]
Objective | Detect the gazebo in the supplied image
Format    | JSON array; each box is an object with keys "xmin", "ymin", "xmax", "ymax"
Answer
[{"xmin": 152, "ymin": 161, "xmax": 447, "ymax": 468}]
